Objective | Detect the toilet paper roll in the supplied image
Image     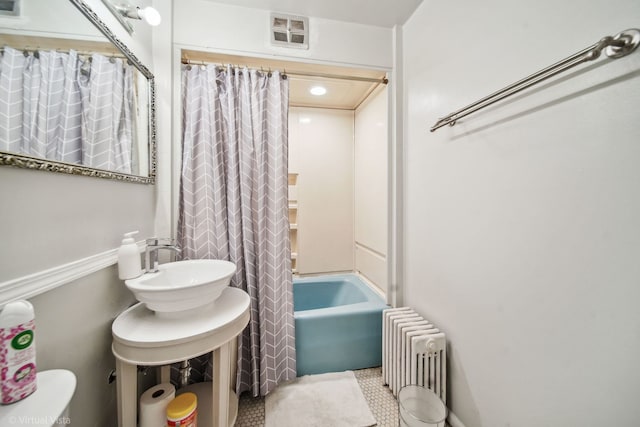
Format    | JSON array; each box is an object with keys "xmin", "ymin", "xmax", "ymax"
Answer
[{"xmin": 139, "ymin": 382, "xmax": 176, "ymax": 427}]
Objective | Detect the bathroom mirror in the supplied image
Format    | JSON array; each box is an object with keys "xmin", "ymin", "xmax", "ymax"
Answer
[{"xmin": 0, "ymin": 0, "xmax": 156, "ymax": 183}]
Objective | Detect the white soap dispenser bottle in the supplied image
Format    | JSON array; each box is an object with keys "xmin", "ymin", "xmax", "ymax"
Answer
[{"xmin": 118, "ymin": 231, "xmax": 142, "ymax": 280}]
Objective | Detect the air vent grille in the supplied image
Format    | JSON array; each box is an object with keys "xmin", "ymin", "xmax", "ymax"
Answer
[
  {"xmin": 271, "ymin": 13, "xmax": 309, "ymax": 50},
  {"xmin": 0, "ymin": 0, "xmax": 20, "ymax": 16}
]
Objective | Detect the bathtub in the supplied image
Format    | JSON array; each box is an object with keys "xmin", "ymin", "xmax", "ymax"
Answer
[{"xmin": 293, "ymin": 274, "xmax": 388, "ymax": 376}]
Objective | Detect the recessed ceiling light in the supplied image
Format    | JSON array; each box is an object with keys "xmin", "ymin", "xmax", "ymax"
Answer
[
  {"xmin": 299, "ymin": 117, "xmax": 311, "ymax": 124},
  {"xmin": 310, "ymin": 86, "xmax": 327, "ymax": 96}
]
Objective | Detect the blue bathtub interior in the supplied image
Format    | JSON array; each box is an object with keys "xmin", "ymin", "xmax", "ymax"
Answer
[
  {"xmin": 293, "ymin": 274, "xmax": 388, "ymax": 376},
  {"xmin": 294, "ymin": 277, "xmax": 369, "ymax": 311}
]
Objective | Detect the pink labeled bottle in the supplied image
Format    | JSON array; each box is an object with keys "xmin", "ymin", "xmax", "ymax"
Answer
[{"xmin": 0, "ymin": 300, "xmax": 37, "ymax": 404}]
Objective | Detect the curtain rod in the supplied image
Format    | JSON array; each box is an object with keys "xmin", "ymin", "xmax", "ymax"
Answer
[
  {"xmin": 1, "ymin": 46, "xmax": 127, "ymax": 60},
  {"xmin": 181, "ymin": 59, "xmax": 388, "ymax": 84}
]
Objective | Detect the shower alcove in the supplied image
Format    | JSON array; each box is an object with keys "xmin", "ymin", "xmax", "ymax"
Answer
[{"xmin": 178, "ymin": 49, "xmax": 390, "ymax": 296}]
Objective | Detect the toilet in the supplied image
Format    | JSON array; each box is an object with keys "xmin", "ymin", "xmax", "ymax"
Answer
[{"xmin": 0, "ymin": 369, "xmax": 76, "ymax": 426}]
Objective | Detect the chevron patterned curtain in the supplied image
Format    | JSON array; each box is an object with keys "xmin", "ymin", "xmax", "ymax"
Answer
[
  {"xmin": 0, "ymin": 47, "xmax": 134, "ymax": 173},
  {"xmin": 178, "ymin": 65, "xmax": 296, "ymax": 396}
]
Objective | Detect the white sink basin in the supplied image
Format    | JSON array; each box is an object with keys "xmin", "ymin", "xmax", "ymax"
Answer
[{"xmin": 125, "ymin": 260, "xmax": 236, "ymax": 314}]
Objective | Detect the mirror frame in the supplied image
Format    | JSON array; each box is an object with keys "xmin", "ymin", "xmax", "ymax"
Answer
[{"xmin": 0, "ymin": 0, "xmax": 156, "ymax": 184}]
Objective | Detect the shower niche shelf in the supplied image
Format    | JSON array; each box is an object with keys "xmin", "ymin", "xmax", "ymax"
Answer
[{"xmin": 289, "ymin": 173, "xmax": 299, "ymax": 274}]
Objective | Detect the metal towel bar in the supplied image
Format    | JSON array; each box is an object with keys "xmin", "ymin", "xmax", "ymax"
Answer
[{"xmin": 430, "ymin": 28, "xmax": 640, "ymax": 132}]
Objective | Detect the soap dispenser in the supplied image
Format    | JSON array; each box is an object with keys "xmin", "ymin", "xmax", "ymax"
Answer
[{"xmin": 118, "ymin": 231, "xmax": 142, "ymax": 280}]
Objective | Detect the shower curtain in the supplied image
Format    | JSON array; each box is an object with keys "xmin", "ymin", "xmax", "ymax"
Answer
[
  {"xmin": 178, "ymin": 65, "xmax": 296, "ymax": 396},
  {"xmin": 0, "ymin": 46, "xmax": 134, "ymax": 173}
]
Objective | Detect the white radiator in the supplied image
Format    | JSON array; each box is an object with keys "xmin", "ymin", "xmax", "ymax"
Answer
[{"xmin": 382, "ymin": 307, "xmax": 447, "ymax": 403}]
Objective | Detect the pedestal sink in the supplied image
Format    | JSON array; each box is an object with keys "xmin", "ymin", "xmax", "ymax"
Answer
[{"xmin": 125, "ymin": 260, "xmax": 236, "ymax": 314}]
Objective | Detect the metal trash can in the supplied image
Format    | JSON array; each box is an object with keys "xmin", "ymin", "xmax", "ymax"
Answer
[{"xmin": 398, "ymin": 385, "xmax": 447, "ymax": 427}]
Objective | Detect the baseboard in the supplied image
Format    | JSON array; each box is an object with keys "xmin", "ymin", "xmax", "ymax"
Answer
[{"xmin": 0, "ymin": 241, "xmax": 145, "ymax": 305}]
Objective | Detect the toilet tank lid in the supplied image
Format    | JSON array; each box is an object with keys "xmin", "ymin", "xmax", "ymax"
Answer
[{"xmin": 0, "ymin": 369, "xmax": 77, "ymax": 426}]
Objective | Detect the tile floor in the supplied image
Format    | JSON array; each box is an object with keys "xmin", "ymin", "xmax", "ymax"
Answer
[{"xmin": 235, "ymin": 367, "xmax": 400, "ymax": 426}]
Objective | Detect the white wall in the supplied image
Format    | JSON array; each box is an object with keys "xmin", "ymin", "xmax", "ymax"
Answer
[
  {"xmin": 0, "ymin": 0, "xmax": 168, "ymax": 424},
  {"xmin": 152, "ymin": 0, "xmax": 174, "ymax": 239},
  {"xmin": 173, "ymin": 0, "xmax": 393, "ymax": 70},
  {"xmin": 0, "ymin": 0, "xmax": 154, "ymax": 65},
  {"xmin": 0, "ymin": 0, "xmax": 102, "ymax": 40},
  {"xmin": 402, "ymin": 0, "xmax": 640, "ymax": 426},
  {"xmin": 29, "ymin": 266, "xmax": 136, "ymax": 427},
  {"xmin": 289, "ymin": 108, "xmax": 354, "ymax": 274},
  {"xmin": 354, "ymin": 86, "xmax": 388, "ymax": 293}
]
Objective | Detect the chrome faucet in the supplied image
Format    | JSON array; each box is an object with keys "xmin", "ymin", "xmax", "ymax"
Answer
[{"xmin": 145, "ymin": 238, "xmax": 181, "ymax": 273}]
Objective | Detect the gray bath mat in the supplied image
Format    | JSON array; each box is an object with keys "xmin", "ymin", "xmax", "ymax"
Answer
[{"xmin": 265, "ymin": 370, "xmax": 377, "ymax": 427}]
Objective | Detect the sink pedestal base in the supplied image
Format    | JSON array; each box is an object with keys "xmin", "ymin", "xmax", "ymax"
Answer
[{"xmin": 112, "ymin": 287, "xmax": 250, "ymax": 427}]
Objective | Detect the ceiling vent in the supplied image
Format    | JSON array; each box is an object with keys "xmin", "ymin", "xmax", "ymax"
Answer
[
  {"xmin": 271, "ymin": 13, "xmax": 309, "ymax": 50},
  {"xmin": 0, "ymin": 0, "xmax": 20, "ymax": 16}
]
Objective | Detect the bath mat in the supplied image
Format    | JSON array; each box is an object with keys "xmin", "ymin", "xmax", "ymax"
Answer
[{"xmin": 265, "ymin": 370, "xmax": 377, "ymax": 427}]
